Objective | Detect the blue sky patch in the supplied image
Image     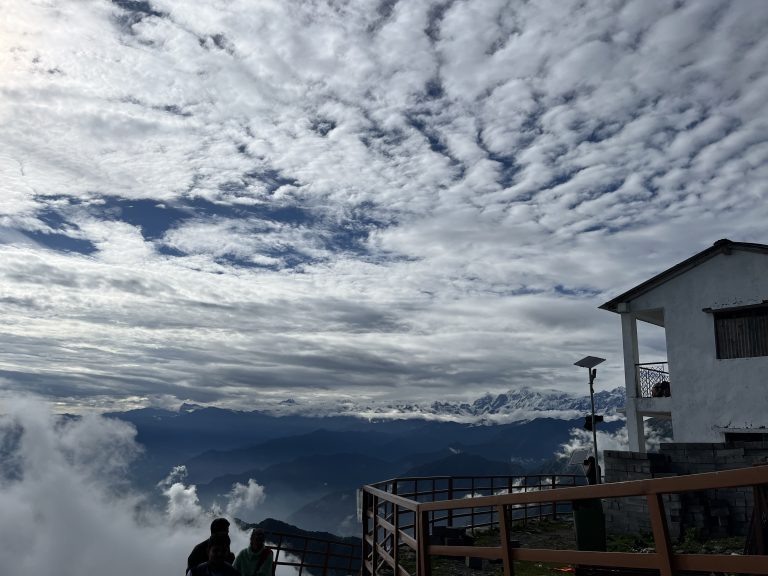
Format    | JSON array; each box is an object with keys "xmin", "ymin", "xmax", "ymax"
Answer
[
  {"xmin": 555, "ymin": 284, "xmax": 602, "ymax": 298},
  {"xmin": 96, "ymin": 196, "xmax": 190, "ymax": 240},
  {"xmin": 26, "ymin": 231, "xmax": 97, "ymax": 255}
]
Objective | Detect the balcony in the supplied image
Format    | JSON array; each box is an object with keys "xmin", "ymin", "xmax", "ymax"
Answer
[{"xmin": 636, "ymin": 362, "xmax": 670, "ymax": 398}]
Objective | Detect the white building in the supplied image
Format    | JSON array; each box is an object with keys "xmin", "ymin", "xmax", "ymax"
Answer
[{"xmin": 600, "ymin": 239, "xmax": 768, "ymax": 452}]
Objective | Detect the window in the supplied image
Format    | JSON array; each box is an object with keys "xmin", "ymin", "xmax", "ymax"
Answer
[{"xmin": 714, "ymin": 305, "xmax": 768, "ymax": 359}]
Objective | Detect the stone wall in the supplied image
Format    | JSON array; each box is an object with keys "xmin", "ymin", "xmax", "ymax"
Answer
[
  {"xmin": 603, "ymin": 450, "xmax": 681, "ymax": 537},
  {"xmin": 603, "ymin": 441, "xmax": 768, "ymax": 539}
]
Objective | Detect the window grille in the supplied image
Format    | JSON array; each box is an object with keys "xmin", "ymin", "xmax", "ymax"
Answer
[{"xmin": 714, "ymin": 305, "xmax": 768, "ymax": 359}]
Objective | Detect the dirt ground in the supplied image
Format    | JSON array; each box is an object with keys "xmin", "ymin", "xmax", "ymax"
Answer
[{"xmin": 377, "ymin": 519, "xmax": 579, "ymax": 576}]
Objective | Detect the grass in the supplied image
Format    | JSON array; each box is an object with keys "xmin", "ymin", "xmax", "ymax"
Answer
[
  {"xmin": 378, "ymin": 519, "xmax": 748, "ymax": 576},
  {"xmin": 606, "ymin": 531, "xmax": 655, "ymax": 552}
]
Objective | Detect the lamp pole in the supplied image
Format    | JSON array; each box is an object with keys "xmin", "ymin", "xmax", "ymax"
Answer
[
  {"xmin": 575, "ymin": 356, "xmax": 606, "ymax": 484},
  {"xmin": 589, "ymin": 367, "xmax": 599, "ymax": 481}
]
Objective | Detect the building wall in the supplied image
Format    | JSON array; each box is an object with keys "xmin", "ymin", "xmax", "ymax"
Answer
[
  {"xmin": 626, "ymin": 250, "xmax": 768, "ymax": 442},
  {"xmin": 602, "ymin": 451, "xmax": 680, "ymax": 537},
  {"xmin": 604, "ymin": 442, "xmax": 768, "ymax": 538}
]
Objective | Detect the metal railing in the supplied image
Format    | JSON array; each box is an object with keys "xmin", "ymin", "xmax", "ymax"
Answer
[
  {"xmin": 362, "ymin": 465, "xmax": 768, "ymax": 576},
  {"xmin": 263, "ymin": 529, "xmax": 360, "ymax": 575},
  {"xmin": 367, "ymin": 474, "xmax": 585, "ymax": 537},
  {"xmin": 261, "ymin": 475, "xmax": 582, "ymax": 574},
  {"xmin": 636, "ymin": 361, "xmax": 670, "ymax": 398}
]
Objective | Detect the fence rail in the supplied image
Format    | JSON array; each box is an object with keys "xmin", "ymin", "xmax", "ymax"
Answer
[
  {"xmin": 362, "ymin": 465, "xmax": 768, "ymax": 576},
  {"xmin": 261, "ymin": 529, "xmax": 360, "ymax": 575},
  {"xmin": 367, "ymin": 474, "xmax": 585, "ymax": 538}
]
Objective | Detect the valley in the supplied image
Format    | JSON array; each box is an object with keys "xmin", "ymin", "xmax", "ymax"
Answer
[{"xmin": 108, "ymin": 387, "xmax": 625, "ymax": 536}]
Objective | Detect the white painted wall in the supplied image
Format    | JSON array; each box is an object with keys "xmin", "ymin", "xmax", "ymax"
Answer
[{"xmin": 624, "ymin": 249, "xmax": 768, "ymax": 443}]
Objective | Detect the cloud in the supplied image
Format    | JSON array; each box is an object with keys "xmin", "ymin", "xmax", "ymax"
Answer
[
  {"xmin": 163, "ymin": 482, "xmax": 206, "ymax": 526},
  {"xmin": 0, "ymin": 398, "xmax": 210, "ymax": 573},
  {"xmin": 157, "ymin": 466, "xmax": 207, "ymax": 526},
  {"xmin": 226, "ymin": 479, "xmax": 267, "ymax": 518},
  {"xmin": 0, "ymin": 397, "xmax": 306, "ymax": 575},
  {"xmin": 0, "ymin": 0, "xmax": 767, "ymax": 410},
  {"xmin": 556, "ymin": 418, "xmax": 674, "ymax": 469}
]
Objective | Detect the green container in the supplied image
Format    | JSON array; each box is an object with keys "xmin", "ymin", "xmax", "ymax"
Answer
[{"xmin": 573, "ymin": 498, "xmax": 607, "ymax": 551}]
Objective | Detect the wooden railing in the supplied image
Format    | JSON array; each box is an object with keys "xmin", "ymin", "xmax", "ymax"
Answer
[{"xmin": 362, "ymin": 465, "xmax": 768, "ymax": 576}]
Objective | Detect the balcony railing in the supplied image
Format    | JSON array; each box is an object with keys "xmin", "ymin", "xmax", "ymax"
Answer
[{"xmin": 636, "ymin": 361, "xmax": 670, "ymax": 398}]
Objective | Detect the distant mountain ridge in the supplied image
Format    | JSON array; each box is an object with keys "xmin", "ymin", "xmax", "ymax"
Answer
[
  {"xmin": 169, "ymin": 386, "xmax": 626, "ymax": 422},
  {"xmin": 424, "ymin": 386, "xmax": 625, "ymax": 420}
]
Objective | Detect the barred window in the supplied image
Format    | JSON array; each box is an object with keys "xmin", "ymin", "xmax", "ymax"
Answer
[{"xmin": 714, "ymin": 305, "xmax": 768, "ymax": 359}]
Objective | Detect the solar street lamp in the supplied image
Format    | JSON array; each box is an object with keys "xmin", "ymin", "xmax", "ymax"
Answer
[{"xmin": 575, "ymin": 356, "xmax": 605, "ymax": 483}]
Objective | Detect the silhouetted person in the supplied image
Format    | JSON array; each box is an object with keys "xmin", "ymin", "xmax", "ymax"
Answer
[
  {"xmin": 233, "ymin": 528, "xmax": 273, "ymax": 576},
  {"xmin": 188, "ymin": 518, "xmax": 235, "ymax": 573},
  {"xmin": 187, "ymin": 531, "xmax": 240, "ymax": 576},
  {"xmin": 584, "ymin": 456, "xmax": 601, "ymax": 485}
]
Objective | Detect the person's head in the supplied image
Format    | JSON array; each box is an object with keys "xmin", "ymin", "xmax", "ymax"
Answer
[
  {"xmin": 250, "ymin": 528, "xmax": 266, "ymax": 551},
  {"xmin": 210, "ymin": 517, "xmax": 230, "ymax": 535},
  {"xmin": 207, "ymin": 531, "xmax": 231, "ymax": 568}
]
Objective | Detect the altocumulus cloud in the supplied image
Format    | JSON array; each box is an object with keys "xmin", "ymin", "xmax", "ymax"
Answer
[
  {"xmin": 0, "ymin": 0, "xmax": 766, "ymax": 411},
  {"xmin": 0, "ymin": 397, "xmax": 284, "ymax": 575}
]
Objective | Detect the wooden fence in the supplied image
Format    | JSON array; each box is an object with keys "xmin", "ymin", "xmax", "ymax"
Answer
[{"xmin": 362, "ymin": 465, "xmax": 768, "ymax": 576}]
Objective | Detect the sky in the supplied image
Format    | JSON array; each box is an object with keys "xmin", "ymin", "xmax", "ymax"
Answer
[{"xmin": 1, "ymin": 0, "xmax": 767, "ymax": 413}]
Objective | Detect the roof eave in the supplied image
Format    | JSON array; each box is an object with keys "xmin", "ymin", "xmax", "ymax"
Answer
[{"xmin": 599, "ymin": 239, "xmax": 768, "ymax": 313}]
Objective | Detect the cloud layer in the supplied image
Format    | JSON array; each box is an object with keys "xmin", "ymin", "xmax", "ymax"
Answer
[
  {"xmin": 0, "ymin": 398, "xmax": 266, "ymax": 574},
  {"xmin": 1, "ymin": 0, "xmax": 767, "ymax": 410}
]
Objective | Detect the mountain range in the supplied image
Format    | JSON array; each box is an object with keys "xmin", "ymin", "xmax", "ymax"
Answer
[{"xmin": 107, "ymin": 386, "xmax": 627, "ymax": 535}]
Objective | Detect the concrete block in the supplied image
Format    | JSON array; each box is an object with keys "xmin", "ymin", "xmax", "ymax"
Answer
[{"xmin": 714, "ymin": 449, "xmax": 745, "ymax": 458}]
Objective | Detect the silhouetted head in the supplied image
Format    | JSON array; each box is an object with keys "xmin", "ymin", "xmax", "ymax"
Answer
[
  {"xmin": 210, "ymin": 517, "xmax": 230, "ymax": 534},
  {"xmin": 250, "ymin": 528, "xmax": 266, "ymax": 551},
  {"xmin": 207, "ymin": 531, "xmax": 231, "ymax": 568}
]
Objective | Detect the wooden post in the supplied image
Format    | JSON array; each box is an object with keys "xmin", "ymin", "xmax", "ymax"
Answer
[
  {"xmin": 393, "ymin": 501, "xmax": 400, "ymax": 575},
  {"xmin": 372, "ymin": 494, "xmax": 379, "ymax": 576},
  {"xmin": 447, "ymin": 477, "xmax": 454, "ymax": 527},
  {"xmin": 648, "ymin": 493, "xmax": 674, "ymax": 576},
  {"xmin": 499, "ymin": 503, "xmax": 514, "ymax": 576},
  {"xmin": 361, "ymin": 491, "xmax": 371, "ymax": 576},
  {"xmin": 418, "ymin": 509, "xmax": 432, "ymax": 576}
]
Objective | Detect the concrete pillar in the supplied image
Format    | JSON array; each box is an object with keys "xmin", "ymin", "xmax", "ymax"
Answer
[
  {"xmin": 625, "ymin": 397, "xmax": 645, "ymax": 453},
  {"xmin": 621, "ymin": 312, "xmax": 645, "ymax": 453}
]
